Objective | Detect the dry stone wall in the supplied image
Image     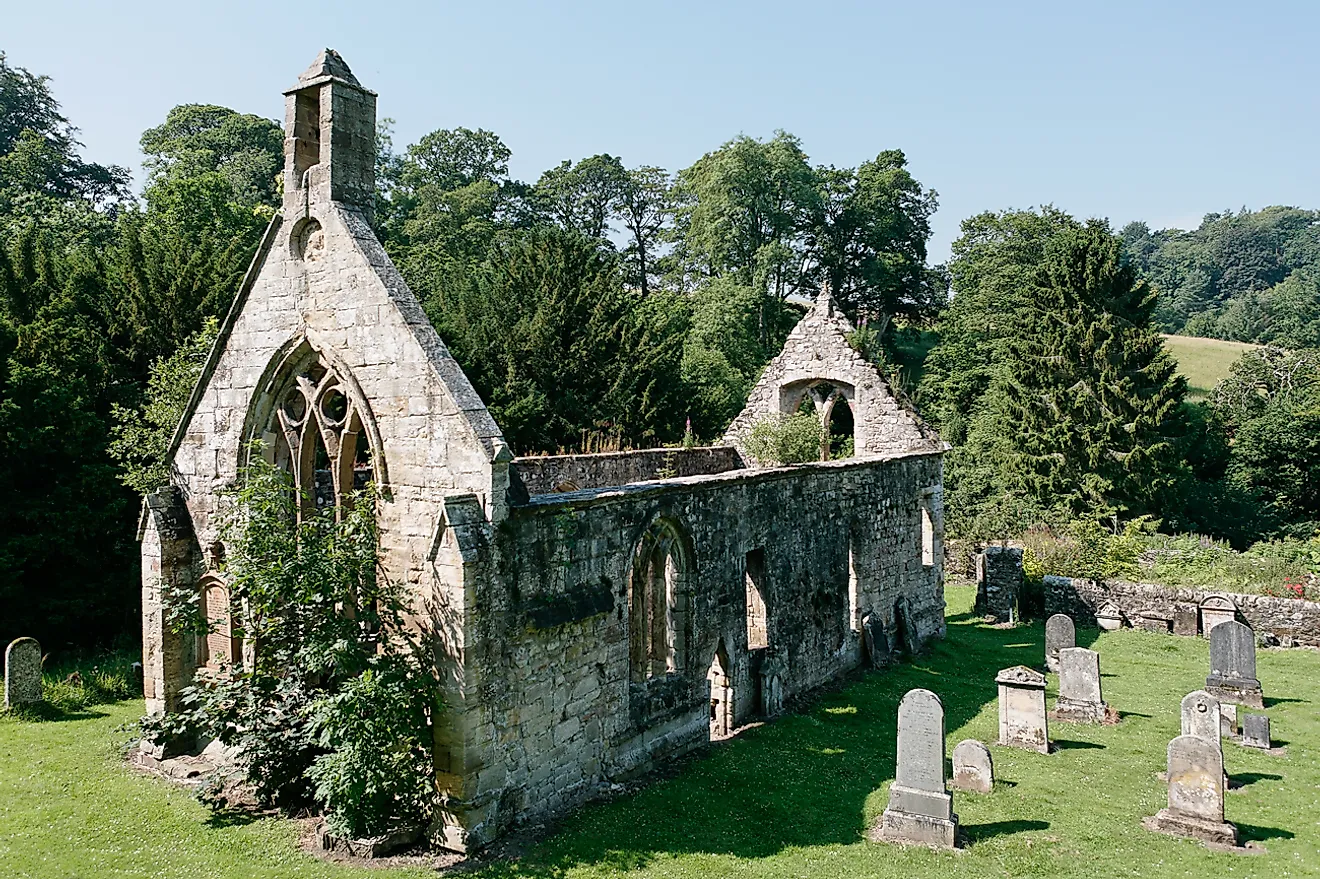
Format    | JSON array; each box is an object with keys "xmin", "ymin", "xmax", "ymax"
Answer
[{"xmin": 1045, "ymin": 576, "xmax": 1320, "ymax": 646}]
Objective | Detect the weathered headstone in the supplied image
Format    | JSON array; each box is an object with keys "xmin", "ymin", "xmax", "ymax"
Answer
[
  {"xmin": 951, "ymin": 739, "xmax": 993, "ymax": 794},
  {"xmin": 1095, "ymin": 602, "xmax": 1123, "ymax": 631},
  {"xmin": 1200, "ymin": 594, "xmax": 1237, "ymax": 636},
  {"xmin": 1205, "ymin": 620, "xmax": 1264, "ymax": 709},
  {"xmin": 4, "ymin": 637, "xmax": 42, "ymax": 708},
  {"xmin": 996, "ymin": 665, "xmax": 1050, "ymax": 753},
  {"xmin": 975, "ymin": 546, "xmax": 1022, "ymax": 624},
  {"xmin": 861, "ymin": 614, "xmax": 891, "ymax": 669},
  {"xmin": 1044, "ymin": 614, "xmax": 1075, "ymax": 673},
  {"xmin": 1172, "ymin": 604, "xmax": 1199, "ymax": 637},
  {"xmin": 1136, "ymin": 611, "xmax": 1171, "ymax": 634},
  {"xmin": 1053, "ymin": 647, "xmax": 1108, "ymax": 722},
  {"xmin": 1240, "ymin": 714, "xmax": 1271, "ymax": 750},
  {"xmin": 1180, "ymin": 690, "xmax": 1221, "ymax": 744},
  {"xmin": 760, "ymin": 651, "xmax": 786, "ymax": 717},
  {"xmin": 1219, "ymin": 702, "xmax": 1238, "ymax": 739},
  {"xmin": 1146, "ymin": 734, "xmax": 1237, "ymax": 846},
  {"xmin": 873, "ymin": 688, "xmax": 958, "ymax": 849}
]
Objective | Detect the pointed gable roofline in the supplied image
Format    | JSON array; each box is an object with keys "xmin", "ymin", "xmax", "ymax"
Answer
[{"xmin": 722, "ymin": 285, "xmax": 941, "ymax": 457}]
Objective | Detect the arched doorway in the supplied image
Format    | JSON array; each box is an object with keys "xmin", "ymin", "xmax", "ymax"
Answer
[{"xmin": 707, "ymin": 642, "xmax": 734, "ymax": 739}]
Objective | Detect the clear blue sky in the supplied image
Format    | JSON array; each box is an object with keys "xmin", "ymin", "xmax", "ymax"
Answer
[{"xmin": 7, "ymin": 0, "xmax": 1318, "ymax": 261}]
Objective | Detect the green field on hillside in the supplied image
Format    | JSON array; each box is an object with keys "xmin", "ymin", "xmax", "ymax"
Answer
[
  {"xmin": 3, "ymin": 585, "xmax": 1316, "ymax": 878},
  {"xmin": 1161, "ymin": 334, "xmax": 1259, "ymax": 399}
]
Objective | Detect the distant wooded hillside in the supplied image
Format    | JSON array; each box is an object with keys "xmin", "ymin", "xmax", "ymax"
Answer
[{"xmin": 1121, "ymin": 207, "xmax": 1320, "ymax": 345}]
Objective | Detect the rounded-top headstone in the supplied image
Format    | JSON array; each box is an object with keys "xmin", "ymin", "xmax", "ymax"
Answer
[
  {"xmin": 1166, "ymin": 734, "xmax": 1225, "ymax": 822},
  {"xmin": 4, "ymin": 637, "xmax": 43, "ymax": 707},
  {"xmin": 951, "ymin": 739, "xmax": 994, "ymax": 793},
  {"xmin": 1045, "ymin": 614, "xmax": 1076, "ymax": 670},
  {"xmin": 894, "ymin": 688, "xmax": 947, "ymax": 794},
  {"xmin": 1180, "ymin": 690, "xmax": 1221, "ymax": 744},
  {"xmin": 1208, "ymin": 620, "xmax": 1258, "ymax": 683}
]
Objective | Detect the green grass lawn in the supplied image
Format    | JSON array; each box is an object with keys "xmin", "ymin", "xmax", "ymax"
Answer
[
  {"xmin": 1160, "ymin": 334, "xmax": 1259, "ymax": 399},
  {"xmin": 4, "ymin": 585, "xmax": 1319, "ymax": 878}
]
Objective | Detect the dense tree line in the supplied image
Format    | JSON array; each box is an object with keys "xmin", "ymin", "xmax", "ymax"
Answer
[
  {"xmin": 1122, "ymin": 207, "xmax": 1320, "ymax": 344},
  {"xmin": 0, "ymin": 53, "xmax": 942, "ymax": 648}
]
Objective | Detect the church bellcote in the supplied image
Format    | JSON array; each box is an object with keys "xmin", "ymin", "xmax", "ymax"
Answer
[{"xmin": 283, "ymin": 49, "xmax": 377, "ymax": 222}]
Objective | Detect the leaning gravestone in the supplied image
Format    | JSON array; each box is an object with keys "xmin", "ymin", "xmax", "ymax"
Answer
[
  {"xmin": 1205, "ymin": 620, "xmax": 1264, "ymax": 709},
  {"xmin": 4, "ymin": 637, "xmax": 42, "ymax": 708},
  {"xmin": 873, "ymin": 688, "xmax": 958, "ymax": 849},
  {"xmin": 1044, "ymin": 614, "xmax": 1075, "ymax": 673},
  {"xmin": 975, "ymin": 546, "xmax": 1022, "ymax": 624},
  {"xmin": 1095, "ymin": 602, "xmax": 1123, "ymax": 631},
  {"xmin": 1146, "ymin": 734, "xmax": 1237, "ymax": 847},
  {"xmin": 1180, "ymin": 690, "xmax": 1221, "ymax": 744},
  {"xmin": 1053, "ymin": 647, "xmax": 1108, "ymax": 722},
  {"xmin": 1240, "ymin": 714, "xmax": 1271, "ymax": 750},
  {"xmin": 951, "ymin": 740, "xmax": 993, "ymax": 794},
  {"xmin": 997, "ymin": 665, "xmax": 1050, "ymax": 753},
  {"xmin": 861, "ymin": 614, "xmax": 891, "ymax": 669}
]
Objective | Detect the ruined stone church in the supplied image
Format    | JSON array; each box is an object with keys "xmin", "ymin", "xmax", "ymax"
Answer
[{"xmin": 139, "ymin": 51, "xmax": 948, "ymax": 851}]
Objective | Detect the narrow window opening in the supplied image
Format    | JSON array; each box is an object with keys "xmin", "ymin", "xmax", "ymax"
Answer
[
  {"xmin": 745, "ymin": 547, "xmax": 768, "ymax": 650},
  {"xmin": 848, "ymin": 540, "xmax": 861, "ymax": 632},
  {"xmin": 707, "ymin": 642, "xmax": 734, "ymax": 739},
  {"xmin": 828, "ymin": 396, "xmax": 855, "ymax": 460},
  {"xmin": 921, "ymin": 497, "xmax": 936, "ymax": 568},
  {"xmin": 293, "ymin": 90, "xmax": 321, "ymax": 179}
]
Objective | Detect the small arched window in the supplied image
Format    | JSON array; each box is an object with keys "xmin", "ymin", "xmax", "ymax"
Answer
[{"xmin": 628, "ymin": 518, "xmax": 692, "ymax": 682}]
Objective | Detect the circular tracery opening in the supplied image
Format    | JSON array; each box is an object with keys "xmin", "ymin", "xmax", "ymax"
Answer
[{"xmin": 293, "ymin": 218, "xmax": 325, "ymax": 262}]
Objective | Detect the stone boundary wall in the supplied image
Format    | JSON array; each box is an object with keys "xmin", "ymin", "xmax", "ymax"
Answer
[
  {"xmin": 1044, "ymin": 576, "xmax": 1320, "ymax": 646},
  {"xmin": 512, "ymin": 447, "xmax": 744, "ymax": 496}
]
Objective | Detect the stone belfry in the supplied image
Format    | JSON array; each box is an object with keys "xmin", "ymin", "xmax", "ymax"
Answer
[{"xmin": 283, "ymin": 49, "xmax": 377, "ymax": 223}]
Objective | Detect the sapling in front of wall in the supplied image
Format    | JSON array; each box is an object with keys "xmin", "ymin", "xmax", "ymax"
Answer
[{"xmin": 142, "ymin": 454, "xmax": 439, "ymax": 839}]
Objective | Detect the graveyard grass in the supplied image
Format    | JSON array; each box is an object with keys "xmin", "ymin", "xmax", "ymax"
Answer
[{"xmin": 3, "ymin": 585, "xmax": 1318, "ymax": 879}]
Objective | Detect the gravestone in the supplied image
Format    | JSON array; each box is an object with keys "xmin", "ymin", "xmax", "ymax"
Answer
[
  {"xmin": 1136, "ymin": 612, "xmax": 1171, "ymax": 634},
  {"xmin": 1180, "ymin": 690, "xmax": 1221, "ymax": 744},
  {"xmin": 1200, "ymin": 594, "xmax": 1237, "ymax": 636},
  {"xmin": 760, "ymin": 651, "xmax": 786, "ymax": 717},
  {"xmin": 1095, "ymin": 602, "xmax": 1123, "ymax": 631},
  {"xmin": 1044, "ymin": 614, "xmax": 1075, "ymax": 673},
  {"xmin": 861, "ymin": 614, "xmax": 891, "ymax": 669},
  {"xmin": 1219, "ymin": 703, "xmax": 1238, "ymax": 739},
  {"xmin": 4, "ymin": 637, "xmax": 42, "ymax": 708},
  {"xmin": 1240, "ymin": 714, "xmax": 1271, "ymax": 750},
  {"xmin": 873, "ymin": 688, "xmax": 958, "ymax": 849},
  {"xmin": 1205, "ymin": 620, "xmax": 1264, "ymax": 709},
  {"xmin": 1173, "ymin": 604, "xmax": 1199, "ymax": 637},
  {"xmin": 1146, "ymin": 734, "xmax": 1237, "ymax": 846},
  {"xmin": 1053, "ymin": 647, "xmax": 1108, "ymax": 722},
  {"xmin": 996, "ymin": 665, "xmax": 1050, "ymax": 753},
  {"xmin": 951, "ymin": 740, "xmax": 993, "ymax": 794},
  {"xmin": 975, "ymin": 546, "xmax": 1022, "ymax": 624}
]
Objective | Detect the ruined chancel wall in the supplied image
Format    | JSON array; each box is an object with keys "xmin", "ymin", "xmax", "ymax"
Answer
[{"xmin": 450, "ymin": 452, "xmax": 945, "ymax": 841}]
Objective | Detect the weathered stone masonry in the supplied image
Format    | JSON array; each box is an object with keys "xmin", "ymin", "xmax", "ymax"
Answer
[{"xmin": 141, "ymin": 51, "xmax": 947, "ymax": 852}]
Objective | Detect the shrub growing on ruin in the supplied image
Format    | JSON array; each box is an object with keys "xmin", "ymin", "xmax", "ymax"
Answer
[
  {"xmin": 744, "ymin": 412, "xmax": 823, "ymax": 466},
  {"xmin": 143, "ymin": 456, "xmax": 437, "ymax": 837}
]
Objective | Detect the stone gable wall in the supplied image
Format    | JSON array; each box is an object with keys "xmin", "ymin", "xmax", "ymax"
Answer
[
  {"xmin": 723, "ymin": 294, "xmax": 940, "ymax": 457},
  {"xmin": 458, "ymin": 451, "xmax": 945, "ymax": 841}
]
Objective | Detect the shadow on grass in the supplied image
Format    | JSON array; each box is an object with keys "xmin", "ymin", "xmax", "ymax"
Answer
[
  {"xmin": 1237, "ymin": 822, "xmax": 1295, "ymax": 843},
  {"xmin": 1229, "ymin": 772, "xmax": 1283, "ymax": 789},
  {"xmin": 1051, "ymin": 739, "xmax": 1105, "ymax": 751},
  {"xmin": 2, "ymin": 703, "xmax": 109, "ymax": 723},
  {"xmin": 1263, "ymin": 696, "xmax": 1305, "ymax": 708},
  {"xmin": 486, "ymin": 607, "xmax": 1072, "ymax": 876},
  {"xmin": 205, "ymin": 809, "xmax": 262, "ymax": 830},
  {"xmin": 961, "ymin": 819, "xmax": 1050, "ymax": 844},
  {"xmin": 1118, "ymin": 711, "xmax": 1153, "ymax": 720}
]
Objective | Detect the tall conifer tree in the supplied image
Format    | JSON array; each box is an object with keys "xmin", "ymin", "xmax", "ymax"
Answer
[{"xmin": 996, "ymin": 220, "xmax": 1188, "ymax": 517}]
